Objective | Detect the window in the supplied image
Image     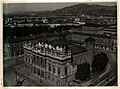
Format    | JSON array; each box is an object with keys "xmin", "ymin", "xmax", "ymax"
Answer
[
  {"xmin": 11, "ymin": 52, "xmax": 14, "ymax": 57},
  {"xmin": 37, "ymin": 69, "xmax": 40, "ymax": 75},
  {"xmin": 58, "ymin": 67, "xmax": 60, "ymax": 76},
  {"xmin": 34, "ymin": 67, "xmax": 36, "ymax": 74},
  {"xmin": 24, "ymin": 54, "xmax": 27, "ymax": 61},
  {"xmin": 41, "ymin": 59, "xmax": 43, "ymax": 68},
  {"xmin": 17, "ymin": 51, "xmax": 19, "ymax": 56},
  {"xmin": 21, "ymin": 49, "xmax": 24, "ymax": 54},
  {"xmin": 39, "ymin": 57, "xmax": 41, "ymax": 66},
  {"xmin": 41, "ymin": 70, "xmax": 44, "ymax": 77},
  {"xmin": 26, "ymin": 55, "xmax": 29, "ymax": 62},
  {"xmin": 53, "ymin": 65, "xmax": 55, "ymax": 73},
  {"xmin": 35, "ymin": 56, "xmax": 37, "ymax": 64},
  {"xmin": 48, "ymin": 75, "xmax": 50, "ymax": 80},
  {"xmin": 44, "ymin": 60, "xmax": 46, "ymax": 68},
  {"xmin": 48, "ymin": 63, "xmax": 51, "ymax": 71},
  {"xmin": 36, "ymin": 56, "xmax": 38, "ymax": 64},
  {"xmin": 33, "ymin": 55, "xmax": 35, "ymax": 64},
  {"xmin": 31, "ymin": 57, "xmax": 33, "ymax": 63},
  {"xmin": 43, "ymin": 60, "xmax": 45, "ymax": 68},
  {"xmin": 57, "ymin": 80, "xmax": 60, "ymax": 85},
  {"xmin": 52, "ymin": 77, "xmax": 54, "ymax": 81},
  {"xmin": 65, "ymin": 66, "xmax": 68, "ymax": 76},
  {"xmin": 28, "ymin": 57, "xmax": 30, "ymax": 63}
]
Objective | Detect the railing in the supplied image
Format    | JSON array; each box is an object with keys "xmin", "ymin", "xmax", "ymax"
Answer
[{"xmin": 23, "ymin": 45, "xmax": 71, "ymax": 60}]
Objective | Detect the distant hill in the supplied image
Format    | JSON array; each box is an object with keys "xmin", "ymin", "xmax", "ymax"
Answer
[
  {"xmin": 4, "ymin": 3, "xmax": 117, "ymax": 17},
  {"xmin": 52, "ymin": 4, "xmax": 117, "ymax": 16}
]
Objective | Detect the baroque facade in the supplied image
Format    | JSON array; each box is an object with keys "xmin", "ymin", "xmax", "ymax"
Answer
[{"xmin": 23, "ymin": 37, "xmax": 95, "ymax": 86}]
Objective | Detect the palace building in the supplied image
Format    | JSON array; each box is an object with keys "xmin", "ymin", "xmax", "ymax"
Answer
[{"xmin": 23, "ymin": 37, "xmax": 95, "ymax": 86}]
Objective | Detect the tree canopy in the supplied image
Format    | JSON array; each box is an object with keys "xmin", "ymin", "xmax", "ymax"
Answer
[
  {"xmin": 92, "ymin": 52, "xmax": 109, "ymax": 73},
  {"xmin": 75, "ymin": 62, "xmax": 90, "ymax": 81}
]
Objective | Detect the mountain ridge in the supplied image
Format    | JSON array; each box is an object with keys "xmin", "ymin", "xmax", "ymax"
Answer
[{"xmin": 4, "ymin": 3, "xmax": 117, "ymax": 17}]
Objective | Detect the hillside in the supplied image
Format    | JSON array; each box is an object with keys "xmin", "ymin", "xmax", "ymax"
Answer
[
  {"xmin": 52, "ymin": 4, "xmax": 117, "ymax": 16},
  {"xmin": 5, "ymin": 3, "xmax": 117, "ymax": 17}
]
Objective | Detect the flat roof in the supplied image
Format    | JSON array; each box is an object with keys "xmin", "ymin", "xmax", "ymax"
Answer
[{"xmin": 49, "ymin": 38, "xmax": 87, "ymax": 54}]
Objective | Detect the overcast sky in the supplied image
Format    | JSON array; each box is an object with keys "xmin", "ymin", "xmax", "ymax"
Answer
[{"xmin": 3, "ymin": 2, "xmax": 116, "ymax": 14}]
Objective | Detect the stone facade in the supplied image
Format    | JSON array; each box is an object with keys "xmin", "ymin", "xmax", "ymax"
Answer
[{"xmin": 23, "ymin": 38, "xmax": 95, "ymax": 85}]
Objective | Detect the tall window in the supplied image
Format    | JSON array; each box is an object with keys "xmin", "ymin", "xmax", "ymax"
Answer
[
  {"xmin": 37, "ymin": 56, "xmax": 39, "ymax": 65},
  {"xmin": 28, "ymin": 57, "xmax": 30, "ymax": 63},
  {"xmin": 40, "ymin": 57, "xmax": 42, "ymax": 67},
  {"xmin": 24, "ymin": 54, "xmax": 27, "ymax": 62},
  {"xmin": 48, "ymin": 63, "xmax": 51, "ymax": 71},
  {"xmin": 57, "ymin": 80, "xmax": 60, "ymax": 85},
  {"xmin": 33, "ymin": 55, "xmax": 35, "ymax": 64},
  {"xmin": 43, "ymin": 60, "xmax": 45, "ymax": 68},
  {"xmin": 41, "ymin": 58, "xmax": 43, "ymax": 68},
  {"xmin": 11, "ymin": 52, "xmax": 14, "ymax": 57},
  {"xmin": 44, "ymin": 60, "xmax": 46, "ymax": 68},
  {"xmin": 65, "ymin": 66, "xmax": 68, "ymax": 76},
  {"xmin": 37, "ymin": 69, "xmax": 40, "ymax": 75},
  {"xmin": 53, "ymin": 65, "xmax": 55, "ymax": 73},
  {"xmin": 37, "ymin": 56, "xmax": 40, "ymax": 65},
  {"xmin": 27, "ymin": 55, "xmax": 29, "ymax": 62},
  {"xmin": 41, "ymin": 70, "xmax": 44, "ymax": 78},
  {"xmin": 21, "ymin": 49, "xmax": 24, "ymax": 54},
  {"xmin": 31, "ymin": 56, "xmax": 33, "ymax": 63},
  {"xmin": 48, "ymin": 75, "xmax": 50, "ymax": 80},
  {"xmin": 34, "ymin": 67, "xmax": 36, "ymax": 74},
  {"xmin": 35, "ymin": 56, "xmax": 37, "ymax": 65},
  {"xmin": 58, "ymin": 67, "xmax": 60, "ymax": 76}
]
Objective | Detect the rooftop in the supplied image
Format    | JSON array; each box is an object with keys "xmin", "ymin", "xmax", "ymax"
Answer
[
  {"xmin": 85, "ymin": 37, "xmax": 95, "ymax": 43},
  {"xmin": 48, "ymin": 38, "xmax": 87, "ymax": 54},
  {"xmin": 23, "ymin": 38, "xmax": 87, "ymax": 61}
]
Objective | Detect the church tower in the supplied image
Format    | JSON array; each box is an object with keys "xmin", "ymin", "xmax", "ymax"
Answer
[{"xmin": 85, "ymin": 37, "xmax": 95, "ymax": 66}]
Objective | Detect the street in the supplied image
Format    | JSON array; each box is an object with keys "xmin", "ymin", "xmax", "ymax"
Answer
[{"xmin": 4, "ymin": 65, "xmax": 41, "ymax": 86}]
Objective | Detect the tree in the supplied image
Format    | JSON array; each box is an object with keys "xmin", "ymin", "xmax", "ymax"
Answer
[
  {"xmin": 75, "ymin": 62, "xmax": 90, "ymax": 81},
  {"xmin": 92, "ymin": 52, "xmax": 109, "ymax": 73}
]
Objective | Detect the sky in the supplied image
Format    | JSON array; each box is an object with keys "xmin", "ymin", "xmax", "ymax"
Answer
[{"xmin": 3, "ymin": 2, "xmax": 116, "ymax": 14}]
